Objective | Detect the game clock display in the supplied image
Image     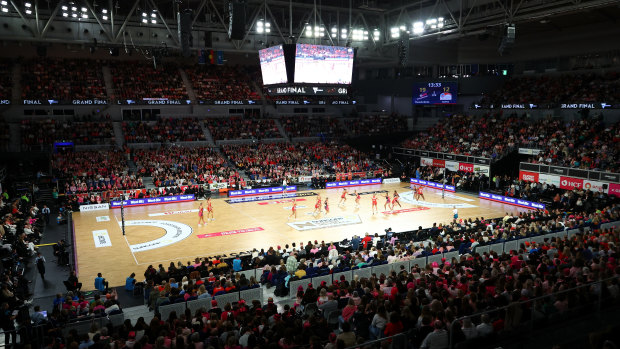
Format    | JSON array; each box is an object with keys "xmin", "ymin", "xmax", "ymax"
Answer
[{"xmin": 413, "ymin": 82, "xmax": 458, "ymax": 105}]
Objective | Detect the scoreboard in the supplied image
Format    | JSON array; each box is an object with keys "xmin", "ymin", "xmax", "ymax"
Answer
[{"xmin": 413, "ymin": 82, "xmax": 458, "ymax": 105}]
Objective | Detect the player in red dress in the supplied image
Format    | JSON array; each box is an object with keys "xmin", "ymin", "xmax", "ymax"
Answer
[
  {"xmin": 371, "ymin": 194, "xmax": 378, "ymax": 215},
  {"xmin": 392, "ymin": 190, "xmax": 402, "ymax": 209},
  {"xmin": 324, "ymin": 197, "xmax": 329, "ymax": 214},
  {"xmin": 338, "ymin": 189, "xmax": 348, "ymax": 207},
  {"xmin": 354, "ymin": 190, "xmax": 361, "ymax": 208},
  {"xmin": 417, "ymin": 186, "xmax": 425, "ymax": 201},
  {"xmin": 313, "ymin": 195, "xmax": 322, "ymax": 215},
  {"xmin": 197, "ymin": 202, "xmax": 205, "ymax": 226},
  {"xmin": 384, "ymin": 193, "xmax": 392, "ymax": 211},
  {"xmin": 288, "ymin": 201, "xmax": 297, "ymax": 220},
  {"xmin": 206, "ymin": 198, "xmax": 214, "ymax": 221}
]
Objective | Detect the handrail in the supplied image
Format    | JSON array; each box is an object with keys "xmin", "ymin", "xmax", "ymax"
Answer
[{"xmin": 450, "ymin": 275, "xmax": 620, "ymax": 346}]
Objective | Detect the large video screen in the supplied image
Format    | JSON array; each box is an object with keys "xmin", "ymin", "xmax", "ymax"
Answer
[
  {"xmin": 413, "ymin": 82, "xmax": 458, "ymax": 105},
  {"xmin": 294, "ymin": 44, "xmax": 354, "ymax": 84},
  {"xmin": 259, "ymin": 45, "xmax": 288, "ymax": 85}
]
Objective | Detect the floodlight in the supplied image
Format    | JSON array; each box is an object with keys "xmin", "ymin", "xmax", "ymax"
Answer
[{"xmin": 413, "ymin": 21, "xmax": 424, "ymax": 35}]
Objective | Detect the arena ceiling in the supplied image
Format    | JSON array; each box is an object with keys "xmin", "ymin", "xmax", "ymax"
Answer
[{"xmin": 0, "ymin": 0, "xmax": 617, "ymax": 60}]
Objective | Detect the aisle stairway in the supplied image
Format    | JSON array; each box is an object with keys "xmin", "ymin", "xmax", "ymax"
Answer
[
  {"xmin": 179, "ymin": 68, "xmax": 197, "ymax": 102},
  {"xmin": 273, "ymin": 118, "xmax": 289, "ymax": 141},
  {"xmin": 112, "ymin": 121, "xmax": 125, "ymax": 148},
  {"xmin": 12, "ymin": 63, "xmax": 21, "ymax": 103},
  {"xmin": 102, "ymin": 66, "xmax": 116, "ymax": 101},
  {"xmin": 201, "ymin": 122, "xmax": 215, "ymax": 146}
]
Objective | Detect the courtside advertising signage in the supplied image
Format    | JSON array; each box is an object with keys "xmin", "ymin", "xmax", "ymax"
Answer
[
  {"xmin": 325, "ymin": 178, "xmax": 382, "ymax": 188},
  {"xmin": 410, "ymin": 178, "xmax": 456, "ymax": 192},
  {"xmin": 228, "ymin": 186, "xmax": 297, "ymax": 197},
  {"xmin": 110, "ymin": 195, "xmax": 195, "ymax": 208},
  {"xmin": 479, "ymin": 192, "xmax": 545, "ymax": 210}
]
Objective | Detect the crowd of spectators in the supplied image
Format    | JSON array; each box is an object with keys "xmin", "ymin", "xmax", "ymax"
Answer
[
  {"xmin": 110, "ymin": 61, "xmax": 188, "ymax": 101},
  {"xmin": 21, "ymin": 58, "xmax": 107, "ymax": 101},
  {"xmin": 105, "ymin": 198, "xmax": 620, "ymax": 349},
  {"xmin": 401, "ymin": 114, "xmax": 525, "ymax": 159},
  {"xmin": 524, "ymin": 118, "xmax": 619, "ymax": 173},
  {"xmin": 280, "ymin": 116, "xmax": 345, "ymax": 138},
  {"xmin": 480, "ymin": 72, "xmax": 620, "ymax": 105},
  {"xmin": 21, "ymin": 119, "xmax": 115, "ymax": 148},
  {"xmin": 122, "ymin": 119, "xmax": 206, "ymax": 144},
  {"xmin": 206, "ymin": 118, "xmax": 282, "ymax": 140},
  {"xmin": 0, "ymin": 192, "xmax": 46, "ymax": 346},
  {"xmin": 222, "ymin": 142, "xmax": 383, "ymax": 183},
  {"xmin": 347, "ymin": 114, "xmax": 408, "ymax": 137},
  {"xmin": 186, "ymin": 66, "xmax": 260, "ymax": 101},
  {"xmin": 52, "ymin": 150, "xmax": 142, "ymax": 195},
  {"xmin": 0, "ymin": 59, "xmax": 13, "ymax": 101},
  {"xmin": 132, "ymin": 146, "xmax": 242, "ymax": 188},
  {"xmin": 53, "ymin": 121, "xmax": 115, "ymax": 145}
]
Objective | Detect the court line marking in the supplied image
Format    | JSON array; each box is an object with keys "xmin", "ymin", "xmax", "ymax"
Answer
[{"xmin": 115, "ymin": 214, "xmax": 140, "ymax": 265}]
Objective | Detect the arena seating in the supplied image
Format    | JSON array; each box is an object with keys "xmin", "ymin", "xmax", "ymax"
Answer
[
  {"xmin": 52, "ymin": 150, "xmax": 141, "ymax": 195},
  {"xmin": 132, "ymin": 146, "xmax": 242, "ymax": 187},
  {"xmin": 206, "ymin": 118, "xmax": 282, "ymax": 140},
  {"xmin": 20, "ymin": 119, "xmax": 115, "ymax": 147},
  {"xmin": 124, "ymin": 202, "xmax": 619, "ymax": 349},
  {"xmin": 21, "ymin": 58, "xmax": 107, "ymax": 101},
  {"xmin": 348, "ymin": 114, "xmax": 408, "ymax": 136},
  {"xmin": 110, "ymin": 61, "xmax": 188, "ymax": 100},
  {"xmin": 185, "ymin": 65, "xmax": 260, "ymax": 101},
  {"xmin": 280, "ymin": 115, "xmax": 344, "ymax": 138},
  {"xmin": 480, "ymin": 72, "xmax": 620, "ymax": 105},
  {"xmin": 222, "ymin": 142, "xmax": 384, "ymax": 183},
  {"xmin": 523, "ymin": 118, "xmax": 619, "ymax": 173},
  {"xmin": 122, "ymin": 118, "xmax": 206, "ymax": 143},
  {"xmin": 0, "ymin": 59, "xmax": 13, "ymax": 100},
  {"xmin": 402, "ymin": 115, "xmax": 525, "ymax": 159},
  {"xmin": 0, "ymin": 119, "xmax": 9, "ymax": 151}
]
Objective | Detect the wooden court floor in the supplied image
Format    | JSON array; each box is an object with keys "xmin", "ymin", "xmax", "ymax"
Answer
[{"xmin": 72, "ymin": 183, "xmax": 528, "ymax": 287}]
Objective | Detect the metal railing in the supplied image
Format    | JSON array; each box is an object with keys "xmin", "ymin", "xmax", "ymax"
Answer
[{"xmin": 450, "ymin": 275, "xmax": 620, "ymax": 349}]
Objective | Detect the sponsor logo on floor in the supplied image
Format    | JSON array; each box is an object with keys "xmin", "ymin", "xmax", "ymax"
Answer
[
  {"xmin": 400, "ymin": 191, "xmax": 477, "ymax": 208},
  {"xmin": 225, "ymin": 192, "xmax": 317, "ymax": 204},
  {"xmin": 284, "ymin": 205, "xmax": 308, "ymax": 210},
  {"xmin": 149, "ymin": 209, "xmax": 199, "ymax": 217},
  {"xmin": 120, "ymin": 220, "xmax": 193, "ymax": 252},
  {"xmin": 258, "ymin": 198, "xmax": 307, "ymax": 206},
  {"xmin": 287, "ymin": 215, "xmax": 362, "ymax": 231},
  {"xmin": 433, "ymin": 192, "xmax": 475, "ymax": 201},
  {"xmin": 96, "ymin": 216, "xmax": 110, "ymax": 222},
  {"xmin": 92, "ymin": 230, "xmax": 112, "ymax": 247},
  {"xmin": 197, "ymin": 227, "xmax": 264, "ymax": 239},
  {"xmin": 381, "ymin": 207, "xmax": 431, "ymax": 215},
  {"xmin": 348, "ymin": 190, "xmax": 388, "ymax": 196}
]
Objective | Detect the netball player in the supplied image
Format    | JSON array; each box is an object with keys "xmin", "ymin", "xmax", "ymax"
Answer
[
  {"xmin": 197, "ymin": 202, "xmax": 206, "ymax": 226},
  {"xmin": 392, "ymin": 190, "xmax": 402, "ymax": 209},
  {"xmin": 338, "ymin": 189, "xmax": 348, "ymax": 207},
  {"xmin": 206, "ymin": 198, "xmax": 214, "ymax": 221},
  {"xmin": 384, "ymin": 193, "xmax": 392, "ymax": 211},
  {"xmin": 288, "ymin": 201, "xmax": 298, "ymax": 220},
  {"xmin": 314, "ymin": 195, "xmax": 322, "ymax": 215},
  {"xmin": 417, "ymin": 186, "xmax": 425, "ymax": 201},
  {"xmin": 354, "ymin": 190, "xmax": 361, "ymax": 208},
  {"xmin": 371, "ymin": 194, "xmax": 378, "ymax": 215},
  {"xmin": 324, "ymin": 197, "xmax": 330, "ymax": 214}
]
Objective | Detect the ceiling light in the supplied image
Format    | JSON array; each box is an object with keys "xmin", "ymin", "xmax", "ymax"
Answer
[
  {"xmin": 1, "ymin": 7, "xmax": 8, "ymax": 13},
  {"xmin": 413, "ymin": 21, "xmax": 424, "ymax": 35},
  {"xmin": 151, "ymin": 12, "xmax": 156, "ymax": 18},
  {"xmin": 24, "ymin": 2, "xmax": 31, "ymax": 8},
  {"xmin": 81, "ymin": 7, "xmax": 87, "ymax": 12},
  {"xmin": 150, "ymin": 19, "xmax": 156, "ymax": 24},
  {"xmin": 71, "ymin": 13, "xmax": 77, "ymax": 17},
  {"xmin": 25, "ymin": 9, "xmax": 32, "ymax": 14},
  {"xmin": 142, "ymin": 12, "xmax": 147, "ymax": 17},
  {"xmin": 102, "ymin": 9, "xmax": 107, "ymax": 14},
  {"xmin": 102, "ymin": 15, "xmax": 108, "ymax": 20},
  {"xmin": 141, "ymin": 18, "xmax": 147, "ymax": 23},
  {"xmin": 61, "ymin": 5, "xmax": 67, "ymax": 10},
  {"xmin": 71, "ymin": 6, "xmax": 77, "ymax": 11},
  {"xmin": 81, "ymin": 14, "xmax": 88, "ymax": 18}
]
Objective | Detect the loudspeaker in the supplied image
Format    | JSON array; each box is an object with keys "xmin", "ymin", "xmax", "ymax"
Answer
[
  {"xmin": 228, "ymin": 1, "xmax": 246, "ymax": 40},
  {"xmin": 498, "ymin": 24, "xmax": 515, "ymax": 56},
  {"xmin": 178, "ymin": 9, "xmax": 193, "ymax": 57}
]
